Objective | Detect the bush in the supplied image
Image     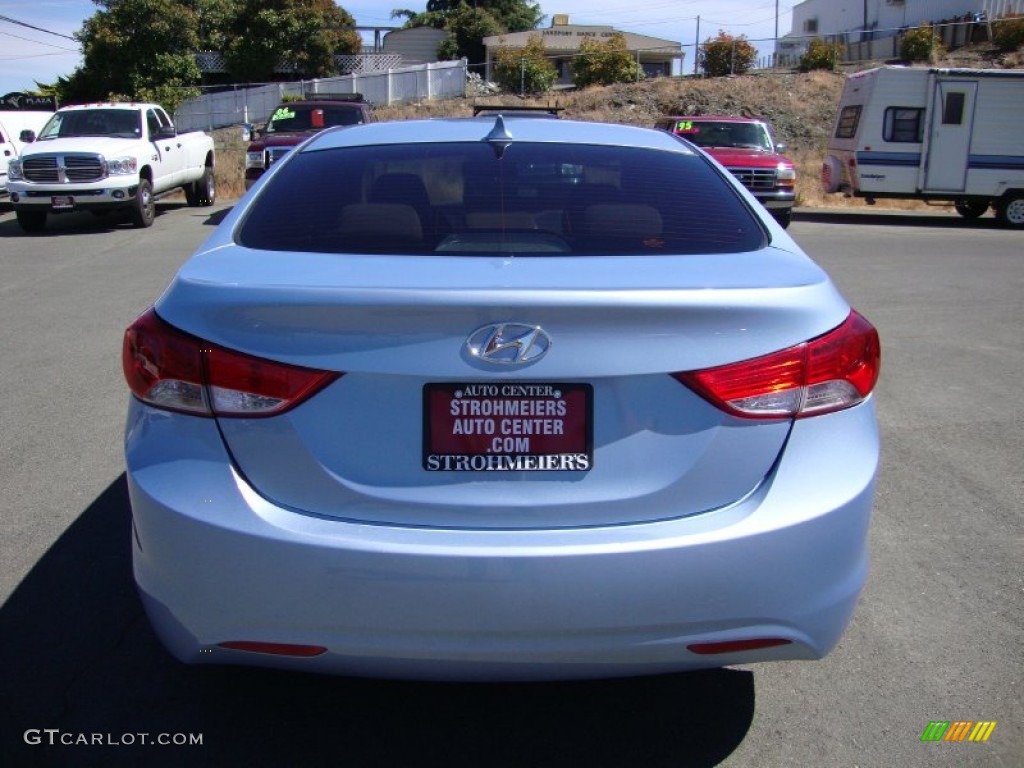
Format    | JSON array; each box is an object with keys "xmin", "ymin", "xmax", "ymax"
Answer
[
  {"xmin": 799, "ymin": 38, "xmax": 844, "ymax": 72},
  {"xmin": 493, "ymin": 35, "xmax": 557, "ymax": 95},
  {"xmin": 993, "ymin": 13, "xmax": 1024, "ymax": 52},
  {"xmin": 572, "ymin": 33, "xmax": 644, "ymax": 88},
  {"xmin": 900, "ymin": 24, "xmax": 945, "ymax": 62},
  {"xmin": 700, "ymin": 32, "xmax": 757, "ymax": 76}
]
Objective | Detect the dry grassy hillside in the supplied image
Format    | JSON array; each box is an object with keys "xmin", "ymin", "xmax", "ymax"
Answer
[
  {"xmin": 214, "ymin": 42, "xmax": 1022, "ymax": 207},
  {"xmin": 379, "ymin": 70, "xmax": 846, "ymax": 209}
]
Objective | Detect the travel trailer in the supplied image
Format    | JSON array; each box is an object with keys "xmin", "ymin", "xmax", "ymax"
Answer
[{"xmin": 821, "ymin": 66, "xmax": 1024, "ymax": 227}]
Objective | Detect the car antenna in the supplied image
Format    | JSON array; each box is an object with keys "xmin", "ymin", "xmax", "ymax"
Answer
[{"xmin": 484, "ymin": 115, "xmax": 513, "ymax": 159}]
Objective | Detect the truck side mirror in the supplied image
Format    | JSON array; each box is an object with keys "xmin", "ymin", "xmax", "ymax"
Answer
[
  {"xmin": 19, "ymin": 129, "xmax": 36, "ymax": 143},
  {"xmin": 155, "ymin": 125, "xmax": 177, "ymax": 140}
]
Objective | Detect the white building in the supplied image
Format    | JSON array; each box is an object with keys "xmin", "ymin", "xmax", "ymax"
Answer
[{"xmin": 780, "ymin": 0, "xmax": 1024, "ymax": 62}]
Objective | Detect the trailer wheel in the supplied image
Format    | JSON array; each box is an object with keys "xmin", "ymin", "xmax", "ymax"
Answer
[
  {"xmin": 995, "ymin": 193, "xmax": 1024, "ymax": 229},
  {"xmin": 821, "ymin": 156, "xmax": 842, "ymax": 194},
  {"xmin": 954, "ymin": 198, "xmax": 989, "ymax": 219}
]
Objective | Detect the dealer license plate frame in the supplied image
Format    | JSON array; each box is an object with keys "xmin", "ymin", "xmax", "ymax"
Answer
[{"xmin": 423, "ymin": 382, "xmax": 593, "ymax": 471}]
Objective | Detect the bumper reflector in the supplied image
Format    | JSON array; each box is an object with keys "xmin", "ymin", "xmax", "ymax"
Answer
[
  {"xmin": 687, "ymin": 638, "xmax": 792, "ymax": 655},
  {"xmin": 218, "ymin": 641, "xmax": 327, "ymax": 657}
]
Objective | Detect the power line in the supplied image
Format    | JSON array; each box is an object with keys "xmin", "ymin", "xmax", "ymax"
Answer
[
  {"xmin": 0, "ymin": 13, "xmax": 78, "ymax": 41},
  {"xmin": 0, "ymin": 28, "xmax": 80, "ymax": 52}
]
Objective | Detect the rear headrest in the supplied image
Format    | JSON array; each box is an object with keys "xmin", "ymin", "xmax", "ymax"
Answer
[
  {"xmin": 338, "ymin": 203, "xmax": 423, "ymax": 246},
  {"xmin": 583, "ymin": 204, "xmax": 662, "ymax": 237},
  {"xmin": 368, "ymin": 173, "xmax": 430, "ymax": 211}
]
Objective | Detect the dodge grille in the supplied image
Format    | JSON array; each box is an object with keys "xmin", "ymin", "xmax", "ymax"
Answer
[{"xmin": 23, "ymin": 154, "xmax": 106, "ymax": 183}]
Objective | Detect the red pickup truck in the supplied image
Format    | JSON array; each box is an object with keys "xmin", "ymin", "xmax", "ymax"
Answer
[
  {"xmin": 245, "ymin": 94, "xmax": 375, "ymax": 190},
  {"xmin": 654, "ymin": 115, "xmax": 797, "ymax": 228}
]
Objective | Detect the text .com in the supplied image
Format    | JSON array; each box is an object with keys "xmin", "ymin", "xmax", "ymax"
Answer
[{"xmin": 24, "ymin": 729, "xmax": 203, "ymax": 747}]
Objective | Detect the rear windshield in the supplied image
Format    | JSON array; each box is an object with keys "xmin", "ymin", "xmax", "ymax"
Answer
[{"xmin": 237, "ymin": 142, "xmax": 766, "ymax": 256}]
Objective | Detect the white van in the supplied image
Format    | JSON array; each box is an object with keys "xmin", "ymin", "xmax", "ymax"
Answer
[
  {"xmin": 1, "ymin": 110, "xmax": 55, "ymax": 197},
  {"xmin": 821, "ymin": 66, "xmax": 1024, "ymax": 228}
]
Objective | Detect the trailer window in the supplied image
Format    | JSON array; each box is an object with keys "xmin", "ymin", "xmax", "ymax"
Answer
[
  {"xmin": 942, "ymin": 92, "xmax": 966, "ymax": 125},
  {"xmin": 835, "ymin": 106, "xmax": 861, "ymax": 139},
  {"xmin": 883, "ymin": 107, "xmax": 924, "ymax": 143}
]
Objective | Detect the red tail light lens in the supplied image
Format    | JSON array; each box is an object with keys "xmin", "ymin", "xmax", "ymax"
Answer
[
  {"xmin": 674, "ymin": 310, "xmax": 880, "ymax": 419},
  {"xmin": 123, "ymin": 308, "xmax": 340, "ymax": 417}
]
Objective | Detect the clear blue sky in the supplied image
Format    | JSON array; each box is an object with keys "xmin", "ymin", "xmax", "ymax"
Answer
[{"xmin": 0, "ymin": 0, "xmax": 793, "ymax": 97}]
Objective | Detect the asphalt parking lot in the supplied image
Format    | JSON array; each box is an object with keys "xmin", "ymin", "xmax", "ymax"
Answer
[{"xmin": 0, "ymin": 201, "xmax": 1020, "ymax": 767}]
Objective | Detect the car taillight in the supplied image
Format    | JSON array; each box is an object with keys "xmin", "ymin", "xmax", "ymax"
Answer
[
  {"xmin": 122, "ymin": 308, "xmax": 340, "ymax": 417},
  {"xmin": 674, "ymin": 310, "xmax": 880, "ymax": 419}
]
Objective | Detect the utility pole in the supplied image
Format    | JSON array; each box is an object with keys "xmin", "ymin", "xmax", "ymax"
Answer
[{"xmin": 694, "ymin": 16, "xmax": 700, "ymax": 75}]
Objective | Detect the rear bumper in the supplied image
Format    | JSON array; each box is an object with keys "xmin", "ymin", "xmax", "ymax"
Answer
[{"xmin": 126, "ymin": 397, "xmax": 878, "ymax": 681}]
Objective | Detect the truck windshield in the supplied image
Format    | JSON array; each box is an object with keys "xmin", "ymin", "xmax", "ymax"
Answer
[
  {"xmin": 38, "ymin": 109, "xmax": 142, "ymax": 140},
  {"xmin": 266, "ymin": 105, "xmax": 364, "ymax": 133},
  {"xmin": 676, "ymin": 121, "xmax": 772, "ymax": 151}
]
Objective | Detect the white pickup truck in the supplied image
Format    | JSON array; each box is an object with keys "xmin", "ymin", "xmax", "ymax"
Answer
[{"xmin": 6, "ymin": 102, "xmax": 216, "ymax": 232}]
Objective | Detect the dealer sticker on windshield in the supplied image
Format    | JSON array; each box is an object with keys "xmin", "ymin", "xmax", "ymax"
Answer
[{"xmin": 423, "ymin": 382, "xmax": 592, "ymax": 471}]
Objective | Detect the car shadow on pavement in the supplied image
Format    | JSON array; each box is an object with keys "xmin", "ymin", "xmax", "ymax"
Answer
[
  {"xmin": 203, "ymin": 206, "xmax": 233, "ymax": 226},
  {"xmin": 793, "ymin": 208, "xmax": 1008, "ymax": 228},
  {"xmin": 0, "ymin": 204, "xmax": 185, "ymax": 237},
  {"xmin": 1, "ymin": 475, "xmax": 755, "ymax": 768}
]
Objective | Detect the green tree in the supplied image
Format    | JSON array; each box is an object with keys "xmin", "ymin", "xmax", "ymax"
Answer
[
  {"xmin": 493, "ymin": 34, "xmax": 556, "ymax": 94},
  {"xmin": 224, "ymin": 0, "xmax": 361, "ymax": 82},
  {"xmin": 393, "ymin": 0, "xmax": 542, "ymax": 65},
  {"xmin": 799, "ymin": 38, "xmax": 844, "ymax": 72},
  {"xmin": 423, "ymin": 0, "xmax": 541, "ymax": 32},
  {"xmin": 700, "ymin": 31, "xmax": 757, "ymax": 76},
  {"xmin": 59, "ymin": 0, "xmax": 202, "ymax": 111},
  {"xmin": 572, "ymin": 33, "xmax": 643, "ymax": 88},
  {"xmin": 435, "ymin": 6, "xmax": 504, "ymax": 66},
  {"xmin": 992, "ymin": 13, "xmax": 1024, "ymax": 52},
  {"xmin": 900, "ymin": 24, "xmax": 945, "ymax": 62},
  {"xmin": 195, "ymin": 0, "xmax": 242, "ymax": 52}
]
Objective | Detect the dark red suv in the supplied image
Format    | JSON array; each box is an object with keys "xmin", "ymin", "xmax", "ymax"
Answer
[
  {"xmin": 245, "ymin": 94, "xmax": 375, "ymax": 189},
  {"xmin": 654, "ymin": 115, "xmax": 797, "ymax": 228}
]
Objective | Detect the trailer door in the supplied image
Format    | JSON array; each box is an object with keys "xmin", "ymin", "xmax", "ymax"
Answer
[{"xmin": 923, "ymin": 80, "xmax": 977, "ymax": 192}]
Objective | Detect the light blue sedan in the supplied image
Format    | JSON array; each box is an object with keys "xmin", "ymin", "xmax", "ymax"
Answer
[{"xmin": 122, "ymin": 115, "xmax": 881, "ymax": 680}]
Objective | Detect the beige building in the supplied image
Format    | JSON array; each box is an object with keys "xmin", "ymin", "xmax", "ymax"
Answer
[{"xmin": 483, "ymin": 16, "xmax": 682, "ymax": 86}]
